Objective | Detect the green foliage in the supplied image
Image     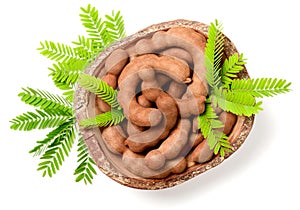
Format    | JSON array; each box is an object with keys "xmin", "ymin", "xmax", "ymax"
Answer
[
  {"xmin": 80, "ymin": 4, "xmax": 126, "ymax": 48},
  {"xmin": 80, "ymin": 109, "xmax": 125, "ymax": 128},
  {"xmin": 49, "ymin": 61, "xmax": 86, "ymax": 89},
  {"xmin": 213, "ymin": 87, "xmax": 263, "ymax": 117},
  {"xmin": 74, "ymin": 137, "xmax": 97, "ymax": 184},
  {"xmin": 78, "ymin": 74, "xmax": 119, "ymax": 108},
  {"xmin": 10, "ymin": 4, "xmax": 126, "ymax": 184},
  {"xmin": 80, "ymin": 4, "xmax": 106, "ymax": 48},
  {"xmin": 204, "ymin": 20, "xmax": 224, "ymax": 89},
  {"xmin": 198, "ymin": 103, "xmax": 232, "ymax": 156},
  {"xmin": 103, "ymin": 10, "xmax": 126, "ymax": 46},
  {"xmin": 29, "ymin": 117, "xmax": 74, "ymax": 156},
  {"xmin": 36, "ymin": 118, "xmax": 76, "ymax": 177},
  {"xmin": 201, "ymin": 20, "xmax": 291, "ymax": 157},
  {"xmin": 38, "ymin": 41, "xmax": 81, "ymax": 63},
  {"xmin": 18, "ymin": 87, "xmax": 73, "ymax": 115},
  {"xmin": 10, "ymin": 109, "xmax": 71, "ymax": 131},
  {"xmin": 72, "ymin": 35, "xmax": 101, "ymax": 63},
  {"xmin": 221, "ymin": 53, "xmax": 247, "ymax": 85},
  {"xmin": 230, "ymin": 78, "xmax": 291, "ymax": 98}
]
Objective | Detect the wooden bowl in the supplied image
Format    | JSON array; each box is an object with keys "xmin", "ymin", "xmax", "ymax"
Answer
[{"xmin": 74, "ymin": 19, "xmax": 254, "ymax": 190}]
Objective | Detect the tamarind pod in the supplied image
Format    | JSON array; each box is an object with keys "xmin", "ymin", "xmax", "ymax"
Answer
[
  {"xmin": 117, "ymin": 73, "xmax": 140, "ymax": 118},
  {"xmin": 95, "ymin": 73, "xmax": 118, "ymax": 113},
  {"xmin": 105, "ymin": 49, "xmax": 129, "ymax": 76},
  {"xmin": 126, "ymin": 120, "xmax": 145, "ymax": 136},
  {"xmin": 187, "ymin": 72, "xmax": 209, "ymax": 97},
  {"xmin": 128, "ymin": 98, "xmax": 162, "ymax": 127},
  {"xmin": 126, "ymin": 91, "xmax": 178, "ymax": 153},
  {"xmin": 145, "ymin": 119, "xmax": 191, "ymax": 170},
  {"xmin": 156, "ymin": 73, "xmax": 170, "ymax": 87},
  {"xmin": 118, "ymin": 54, "xmax": 190, "ymax": 84},
  {"xmin": 139, "ymin": 69, "xmax": 163, "ymax": 102},
  {"xmin": 150, "ymin": 157, "xmax": 187, "ymax": 179},
  {"xmin": 101, "ymin": 125, "xmax": 127, "ymax": 155},
  {"xmin": 179, "ymin": 132, "xmax": 204, "ymax": 161},
  {"xmin": 125, "ymin": 91, "xmax": 177, "ymax": 152},
  {"xmin": 159, "ymin": 119, "xmax": 191, "ymax": 159},
  {"xmin": 167, "ymin": 27, "xmax": 207, "ymax": 80},
  {"xmin": 218, "ymin": 111, "xmax": 237, "ymax": 135},
  {"xmin": 160, "ymin": 47, "xmax": 193, "ymax": 66},
  {"xmin": 167, "ymin": 81, "xmax": 187, "ymax": 98},
  {"xmin": 140, "ymin": 74, "xmax": 171, "ymax": 102},
  {"xmin": 187, "ymin": 139, "xmax": 214, "ymax": 167},
  {"xmin": 122, "ymin": 149, "xmax": 186, "ymax": 178},
  {"xmin": 155, "ymin": 91, "xmax": 178, "ymax": 135},
  {"xmin": 141, "ymin": 87, "xmax": 163, "ymax": 102},
  {"xmin": 151, "ymin": 29, "xmax": 208, "ymax": 91},
  {"xmin": 137, "ymin": 94, "xmax": 152, "ymax": 108},
  {"xmin": 135, "ymin": 38, "xmax": 158, "ymax": 55},
  {"xmin": 176, "ymin": 95, "xmax": 206, "ymax": 118},
  {"xmin": 189, "ymin": 132, "xmax": 204, "ymax": 149},
  {"xmin": 192, "ymin": 116, "xmax": 199, "ymax": 133},
  {"xmin": 139, "ymin": 70, "xmax": 171, "ymax": 102},
  {"xmin": 125, "ymin": 118, "xmax": 168, "ymax": 153}
]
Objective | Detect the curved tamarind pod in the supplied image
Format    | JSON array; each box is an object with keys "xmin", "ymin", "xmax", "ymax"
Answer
[
  {"xmin": 135, "ymin": 38, "xmax": 158, "ymax": 55},
  {"xmin": 125, "ymin": 92, "xmax": 178, "ymax": 153},
  {"xmin": 192, "ymin": 115, "xmax": 199, "ymax": 133},
  {"xmin": 118, "ymin": 54, "xmax": 190, "ymax": 84},
  {"xmin": 218, "ymin": 111, "xmax": 237, "ymax": 135},
  {"xmin": 160, "ymin": 119, "xmax": 191, "ymax": 159},
  {"xmin": 137, "ymin": 94, "xmax": 152, "ymax": 108},
  {"xmin": 176, "ymin": 95, "xmax": 206, "ymax": 118},
  {"xmin": 105, "ymin": 49, "xmax": 129, "ymax": 76},
  {"xmin": 95, "ymin": 73, "xmax": 118, "ymax": 113},
  {"xmin": 101, "ymin": 125, "xmax": 127, "ymax": 155},
  {"xmin": 127, "ymin": 120, "xmax": 145, "ymax": 136},
  {"xmin": 122, "ymin": 149, "xmax": 187, "ymax": 178},
  {"xmin": 151, "ymin": 29, "xmax": 208, "ymax": 92},
  {"xmin": 125, "ymin": 118, "xmax": 168, "ymax": 153},
  {"xmin": 156, "ymin": 73, "xmax": 170, "ymax": 87},
  {"xmin": 128, "ymin": 98, "xmax": 162, "ymax": 127},
  {"xmin": 167, "ymin": 81, "xmax": 187, "ymax": 98},
  {"xmin": 117, "ymin": 73, "xmax": 140, "ymax": 118},
  {"xmin": 187, "ymin": 72, "xmax": 209, "ymax": 97},
  {"xmin": 139, "ymin": 69, "xmax": 162, "ymax": 102},
  {"xmin": 179, "ymin": 132, "xmax": 204, "ymax": 159},
  {"xmin": 160, "ymin": 47, "xmax": 193, "ymax": 66},
  {"xmin": 151, "ymin": 157, "xmax": 187, "ymax": 179},
  {"xmin": 145, "ymin": 119, "xmax": 191, "ymax": 170},
  {"xmin": 139, "ymin": 70, "xmax": 172, "ymax": 102},
  {"xmin": 187, "ymin": 139, "xmax": 214, "ymax": 167},
  {"xmin": 156, "ymin": 91, "xmax": 178, "ymax": 131}
]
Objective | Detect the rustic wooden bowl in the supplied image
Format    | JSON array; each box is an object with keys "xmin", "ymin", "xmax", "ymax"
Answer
[{"xmin": 74, "ymin": 19, "xmax": 254, "ymax": 190}]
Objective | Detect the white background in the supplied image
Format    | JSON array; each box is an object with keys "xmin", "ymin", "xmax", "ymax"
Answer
[{"xmin": 1, "ymin": 0, "xmax": 299, "ymax": 209}]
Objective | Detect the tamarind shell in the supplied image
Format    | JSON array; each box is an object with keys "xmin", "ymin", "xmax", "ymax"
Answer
[{"xmin": 74, "ymin": 19, "xmax": 254, "ymax": 190}]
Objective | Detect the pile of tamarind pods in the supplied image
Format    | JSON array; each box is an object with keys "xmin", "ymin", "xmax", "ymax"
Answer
[{"xmin": 94, "ymin": 26, "xmax": 238, "ymax": 179}]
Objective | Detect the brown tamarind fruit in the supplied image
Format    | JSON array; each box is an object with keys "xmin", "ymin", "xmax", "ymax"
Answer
[
  {"xmin": 118, "ymin": 54, "xmax": 190, "ymax": 84},
  {"xmin": 137, "ymin": 94, "xmax": 152, "ymax": 108},
  {"xmin": 144, "ymin": 119, "xmax": 191, "ymax": 170},
  {"xmin": 128, "ymin": 98, "xmax": 162, "ymax": 127},
  {"xmin": 122, "ymin": 149, "xmax": 187, "ymax": 178},
  {"xmin": 176, "ymin": 95, "xmax": 206, "ymax": 118},
  {"xmin": 187, "ymin": 139, "xmax": 214, "ymax": 167},
  {"xmin": 101, "ymin": 125, "xmax": 127, "ymax": 155},
  {"xmin": 160, "ymin": 47, "xmax": 193, "ymax": 66},
  {"xmin": 218, "ymin": 111, "xmax": 237, "ymax": 135},
  {"xmin": 105, "ymin": 49, "xmax": 129, "ymax": 76}
]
